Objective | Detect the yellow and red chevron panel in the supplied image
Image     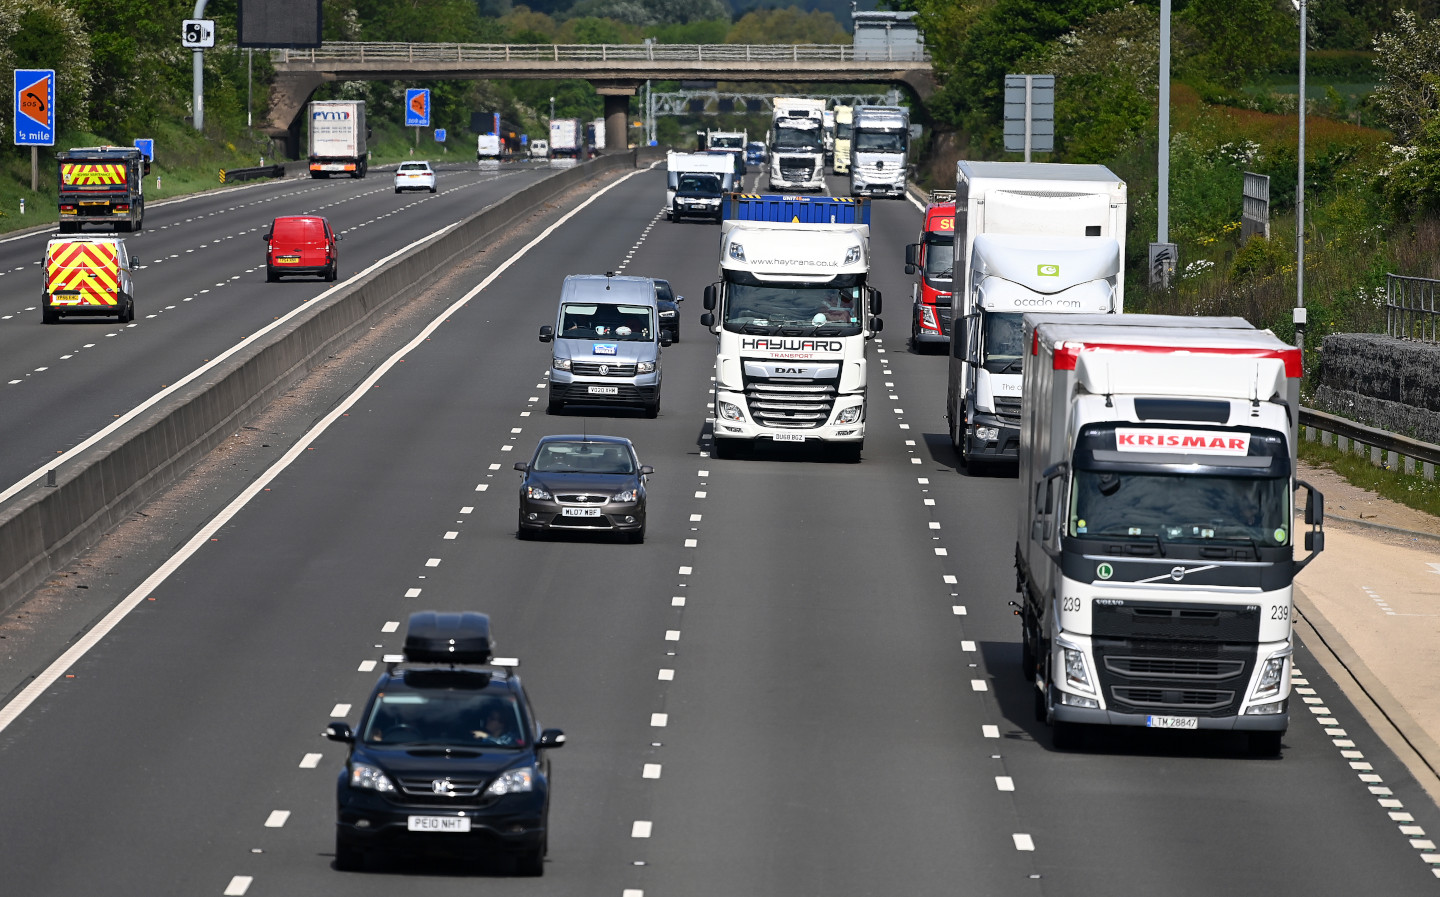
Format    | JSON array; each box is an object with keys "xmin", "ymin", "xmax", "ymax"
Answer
[
  {"xmin": 46, "ymin": 242, "xmax": 120, "ymax": 306},
  {"xmin": 60, "ymin": 163, "xmax": 127, "ymax": 188}
]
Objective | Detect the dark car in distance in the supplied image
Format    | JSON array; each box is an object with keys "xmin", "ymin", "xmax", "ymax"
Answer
[
  {"xmin": 671, "ymin": 172, "xmax": 724, "ymax": 222},
  {"xmin": 745, "ymin": 141, "xmax": 766, "ymax": 167},
  {"xmin": 654, "ymin": 278, "xmax": 683, "ymax": 343},
  {"xmin": 327, "ymin": 612, "xmax": 564, "ymax": 875},
  {"xmin": 515, "ymin": 435, "xmax": 651, "ymax": 542}
]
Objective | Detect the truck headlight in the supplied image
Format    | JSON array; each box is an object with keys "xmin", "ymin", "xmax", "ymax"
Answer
[
  {"xmin": 835, "ymin": 405, "xmax": 863, "ymax": 425},
  {"xmin": 718, "ymin": 401, "xmax": 745, "ymax": 422},
  {"xmin": 920, "ymin": 306, "xmax": 937, "ymax": 328},
  {"xmin": 975, "ymin": 426, "xmax": 1000, "ymax": 441},
  {"xmin": 1057, "ymin": 637, "xmax": 1094, "ymax": 693},
  {"xmin": 349, "ymin": 763, "xmax": 396, "ymax": 793},
  {"xmin": 485, "ymin": 766, "xmax": 534, "ymax": 796},
  {"xmin": 552, "ymin": 357, "xmax": 571, "ymax": 371},
  {"xmin": 636, "ymin": 361, "xmax": 656, "ymax": 374},
  {"xmin": 1250, "ymin": 648, "xmax": 1291, "ymax": 701},
  {"xmin": 728, "ymin": 242, "xmax": 746, "ymax": 262}
]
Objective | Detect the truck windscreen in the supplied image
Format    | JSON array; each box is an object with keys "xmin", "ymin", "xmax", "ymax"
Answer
[
  {"xmin": 1069, "ymin": 472, "xmax": 1291, "ymax": 547},
  {"xmin": 854, "ymin": 132, "xmax": 906, "ymax": 153},
  {"xmin": 981, "ymin": 311, "xmax": 1024, "ymax": 373},
  {"xmin": 724, "ymin": 273, "xmax": 863, "ymax": 336},
  {"xmin": 836, "ymin": 123, "xmax": 852, "ymax": 139},
  {"xmin": 774, "ymin": 127, "xmax": 823, "ymax": 152},
  {"xmin": 923, "ymin": 236, "xmax": 954, "ymax": 283}
]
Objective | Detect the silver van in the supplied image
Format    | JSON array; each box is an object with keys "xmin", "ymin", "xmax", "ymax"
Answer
[{"xmin": 539, "ymin": 273, "xmax": 670, "ymax": 417}]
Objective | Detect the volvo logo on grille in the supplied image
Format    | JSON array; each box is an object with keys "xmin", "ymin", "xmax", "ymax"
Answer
[
  {"xmin": 432, "ymin": 779, "xmax": 456, "ymax": 794},
  {"xmin": 598, "ymin": 364, "xmax": 609, "ymax": 376},
  {"xmin": 1170, "ymin": 566, "xmax": 1187, "ymax": 581}
]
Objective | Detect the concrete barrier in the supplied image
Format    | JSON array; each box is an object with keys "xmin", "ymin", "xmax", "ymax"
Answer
[{"xmin": 0, "ymin": 152, "xmax": 643, "ymax": 613}]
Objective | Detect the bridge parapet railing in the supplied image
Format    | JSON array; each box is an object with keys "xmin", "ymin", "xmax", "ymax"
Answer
[
  {"xmin": 1387, "ymin": 273, "xmax": 1440, "ymax": 343},
  {"xmin": 271, "ymin": 42, "xmax": 929, "ymax": 65}
]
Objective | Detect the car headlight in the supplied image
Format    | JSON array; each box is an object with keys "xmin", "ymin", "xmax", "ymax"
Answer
[
  {"xmin": 636, "ymin": 361, "xmax": 656, "ymax": 374},
  {"xmin": 659, "ymin": 310, "xmax": 676, "ymax": 318},
  {"xmin": 552, "ymin": 357, "xmax": 571, "ymax": 371},
  {"xmin": 485, "ymin": 766, "xmax": 534, "ymax": 796},
  {"xmin": 525, "ymin": 484, "xmax": 552, "ymax": 500},
  {"xmin": 1250, "ymin": 648, "xmax": 1291, "ymax": 701},
  {"xmin": 349, "ymin": 763, "xmax": 396, "ymax": 793},
  {"xmin": 718, "ymin": 400, "xmax": 745, "ymax": 422},
  {"xmin": 835, "ymin": 405, "xmax": 863, "ymax": 425},
  {"xmin": 612, "ymin": 487, "xmax": 639, "ymax": 502},
  {"xmin": 728, "ymin": 242, "xmax": 745, "ymax": 262}
]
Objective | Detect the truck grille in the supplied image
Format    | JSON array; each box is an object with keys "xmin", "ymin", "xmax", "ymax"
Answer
[
  {"xmin": 743, "ymin": 374, "xmax": 838, "ymax": 429},
  {"xmin": 1102, "ymin": 656, "xmax": 1246, "ymax": 681},
  {"xmin": 571, "ymin": 361, "xmax": 637, "ymax": 376},
  {"xmin": 994, "ymin": 396, "xmax": 1022, "ymax": 426},
  {"xmin": 779, "ymin": 158, "xmax": 817, "ymax": 181},
  {"xmin": 937, "ymin": 306, "xmax": 953, "ymax": 335},
  {"xmin": 1109, "ymin": 687, "xmax": 1236, "ymax": 712},
  {"xmin": 857, "ymin": 161, "xmax": 899, "ymax": 180}
]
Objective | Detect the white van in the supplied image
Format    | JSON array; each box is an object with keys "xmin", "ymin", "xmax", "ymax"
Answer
[
  {"xmin": 538, "ymin": 274, "xmax": 670, "ymax": 417},
  {"xmin": 529, "ymin": 139, "xmax": 550, "ymax": 159}
]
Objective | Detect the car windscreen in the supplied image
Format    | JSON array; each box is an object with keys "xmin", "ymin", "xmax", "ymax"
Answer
[
  {"xmin": 1070, "ymin": 472, "xmax": 1291, "ymax": 547},
  {"xmin": 534, "ymin": 442, "xmax": 635, "ymax": 474},
  {"xmin": 677, "ymin": 174, "xmax": 721, "ymax": 194},
  {"xmin": 560, "ymin": 302, "xmax": 654, "ymax": 340},
  {"xmin": 362, "ymin": 691, "xmax": 526, "ymax": 748}
]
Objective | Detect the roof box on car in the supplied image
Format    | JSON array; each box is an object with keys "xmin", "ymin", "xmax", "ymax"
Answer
[{"xmin": 404, "ymin": 611, "xmax": 492, "ymax": 664}]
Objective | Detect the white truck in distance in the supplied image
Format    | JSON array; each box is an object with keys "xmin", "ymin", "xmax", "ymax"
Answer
[
  {"xmin": 849, "ymin": 106, "xmax": 909, "ymax": 197},
  {"xmin": 665, "ymin": 151, "xmax": 735, "ymax": 219},
  {"xmin": 549, "ymin": 118, "xmax": 581, "ymax": 158},
  {"xmin": 946, "ymin": 161, "xmax": 1127, "ymax": 472},
  {"xmin": 833, "ymin": 105, "xmax": 854, "ymax": 174},
  {"xmin": 701, "ymin": 195, "xmax": 880, "ymax": 461},
  {"xmin": 1016, "ymin": 314, "xmax": 1325, "ymax": 756},
  {"xmin": 308, "ymin": 100, "xmax": 368, "ymax": 178},
  {"xmin": 768, "ymin": 97, "xmax": 827, "ymax": 192},
  {"xmin": 476, "ymin": 133, "xmax": 502, "ymax": 159}
]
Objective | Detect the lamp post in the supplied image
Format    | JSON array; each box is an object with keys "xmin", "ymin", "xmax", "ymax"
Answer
[
  {"xmin": 1293, "ymin": 0, "xmax": 1308, "ymax": 353},
  {"xmin": 549, "ymin": 96, "xmax": 555, "ymax": 128}
]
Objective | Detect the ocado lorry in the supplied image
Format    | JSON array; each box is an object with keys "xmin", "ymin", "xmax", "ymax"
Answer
[
  {"xmin": 702, "ymin": 194, "xmax": 881, "ymax": 460},
  {"xmin": 1015, "ymin": 314, "xmax": 1325, "ymax": 755},
  {"xmin": 946, "ymin": 161, "xmax": 1127, "ymax": 471}
]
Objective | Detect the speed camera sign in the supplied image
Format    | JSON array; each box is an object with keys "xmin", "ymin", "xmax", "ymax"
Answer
[{"xmin": 182, "ymin": 19, "xmax": 216, "ymax": 49}]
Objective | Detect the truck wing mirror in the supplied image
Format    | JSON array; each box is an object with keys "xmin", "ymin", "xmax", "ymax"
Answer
[
  {"xmin": 703, "ymin": 283, "xmax": 718, "ymax": 310},
  {"xmin": 868, "ymin": 316, "xmax": 883, "ymax": 333},
  {"xmin": 1295, "ymin": 480, "xmax": 1326, "ymax": 572},
  {"xmin": 1302, "ymin": 482, "xmax": 1324, "ymax": 525},
  {"xmin": 539, "ymin": 325, "xmax": 554, "ymax": 343},
  {"xmin": 700, "ymin": 312, "xmax": 715, "ymax": 328},
  {"xmin": 869, "ymin": 288, "xmax": 882, "ymax": 314},
  {"xmin": 904, "ymin": 243, "xmax": 919, "ymax": 273}
]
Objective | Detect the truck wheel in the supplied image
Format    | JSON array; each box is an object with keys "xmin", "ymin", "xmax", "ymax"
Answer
[
  {"xmin": 833, "ymin": 443, "xmax": 862, "ymax": 463},
  {"xmin": 710, "ymin": 437, "xmax": 732, "ymax": 459},
  {"xmin": 1248, "ymin": 731, "xmax": 1283, "ymax": 758}
]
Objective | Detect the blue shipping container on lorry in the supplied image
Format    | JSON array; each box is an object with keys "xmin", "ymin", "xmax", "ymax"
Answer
[{"xmin": 725, "ymin": 193, "xmax": 870, "ymax": 225}]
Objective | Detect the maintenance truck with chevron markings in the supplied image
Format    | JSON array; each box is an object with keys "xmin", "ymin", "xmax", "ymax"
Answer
[
  {"xmin": 56, "ymin": 146, "xmax": 150, "ymax": 233},
  {"xmin": 1015, "ymin": 314, "xmax": 1325, "ymax": 756},
  {"xmin": 701, "ymin": 194, "xmax": 881, "ymax": 461},
  {"xmin": 42, "ymin": 236, "xmax": 137, "ymax": 324}
]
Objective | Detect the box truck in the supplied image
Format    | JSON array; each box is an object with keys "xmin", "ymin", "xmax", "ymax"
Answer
[
  {"xmin": 308, "ymin": 100, "xmax": 368, "ymax": 178},
  {"xmin": 549, "ymin": 118, "xmax": 581, "ymax": 158}
]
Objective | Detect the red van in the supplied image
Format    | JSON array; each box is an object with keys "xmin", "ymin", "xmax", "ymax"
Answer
[
  {"xmin": 264, "ymin": 215, "xmax": 341, "ymax": 282},
  {"xmin": 904, "ymin": 191, "xmax": 956, "ymax": 351}
]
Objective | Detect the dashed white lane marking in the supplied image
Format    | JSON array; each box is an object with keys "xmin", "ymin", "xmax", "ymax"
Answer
[
  {"xmin": 223, "ymin": 876, "xmax": 253, "ymax": 895},
  {"xmin": 643, "ymin": 764, "xmax": 662, "ymax": 779},
  {"xmin": 300, "ymin": 753, "xmax": 323, "ymax": 769},
  {"xmin": 330, "ymin": 704, "xmax": 350, "ymax": 718},
  {"xmin": 694, "ymin": 490, "xmax": 707, "ymax": 498},
  {"xmin": 489, "ymin": 463, "xmax": 502, "ymax": 470},
  {"xmin": 624, "ymin": 890, "xmax": 645, "ymax": 897},
  {"xmin": 444, "ymin": 531, "xmax": 459, "ymax": 540},
  {"xmin": 684, "ymin": 539, "xmax": 698, "ymax": 548},
  {"xmin": 678, "ymin": 566, "xmax": 693, "ymax": 575},
  {"xmin": 425, "ymin": 558, "xmax": 441, "ymax": 567},
  {"xmin": 382, "ymin": 621, "xmax": 399, "ymax": 632},
  {"xmin": 671, "ymin": 596, "xmax": 686, "ymax": 606},
  {"xmin": 943, "ymin": 575, "xmax": 957, "ymax": 584},
  {"xmin": 665, "ymin": 630, "xmax": 681, "ymax": 641},
  {"xmin": 658, "ymin": 668, "xmax": 675, "ymax": 680},
  {"xmin": 982, "ymin": 725, "xmax": 1000, "ymax": 738},
  {"xmin": 650, "ymin": 713, "xmax": 668, "ymax": 727},
  {"xmin": 358, "ymin": 660, "xmax": 377, "ymax": 672},
  {"xmin": 460, "ymin": 506, "xmax": 473, "ymax": 514},
  {"xmin": 971, "ymin": 680, "xmax": 988, "ymax": 692},
  {"xmin": 962, "ymin": 641, "xmax": 977, "ymax": 652},
  {"xmin": 264, "ymin": 810, "xmax": 290, "ymax": 828},
  {"xmin": 935, "ymin": 548, "xmax": 948, "ymax": 556},
  {"xmin": 631, "ymin": 820, "xmax": 653, "ymax": 838},
  {"xmin": 1013, "ymin": 834, "xmax": 1035, "ymax": 851},
  {"xmin": 952, "ymin": 606, "xmax": 967, "ymax": 615},
  {"xmin": 405, "ymin": 588, "xmax": 422, "ymax": 598},
  {"xmin": 475, "ymin": 483, "xmax": 489, "ymax": 491},
  {"xmin": 995, "ymin": 777, "xmax": 1015, "ymax": 792},
  {"xmin": 384, "ymin": 654, "xmax": 403, "ymax": 663}
]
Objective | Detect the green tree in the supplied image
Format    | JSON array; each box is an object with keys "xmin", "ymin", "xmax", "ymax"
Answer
[
  {"xmin": 5, "ymin": 0, "xmax": 94, "ymax": 135},
  {"xmin": 1176, "ymin": 0, "xmax": 1292, "ymax": 89},
  {"xmin": 724, "ymin": 7, "xmax": 848, "ymax": 44},
  {"xmin": 1372, "ymin": 9, "xmax": 1440, "ymax": 145}
]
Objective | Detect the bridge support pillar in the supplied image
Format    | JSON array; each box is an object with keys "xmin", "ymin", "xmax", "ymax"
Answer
[{"xmin": 594, "ymin": 82, "xmax": 638, "ymax": 152}]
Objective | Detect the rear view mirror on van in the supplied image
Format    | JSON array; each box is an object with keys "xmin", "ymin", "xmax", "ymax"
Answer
[{"xmin": 538, "ymin": 325, "xmax": 554, "ymax": 343}]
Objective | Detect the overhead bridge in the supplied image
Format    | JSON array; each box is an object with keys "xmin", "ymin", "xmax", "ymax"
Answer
[{"xmin": 266, "ymin": 42, "xmax": 935, "ymax": 154}]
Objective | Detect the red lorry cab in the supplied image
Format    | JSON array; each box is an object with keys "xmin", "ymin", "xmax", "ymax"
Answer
[
  {"xmin": 265, "ymin": 216, "xmax": 341, "ymax": 282},
  {"xmin": 905, "ymin": 192, "xmax": 956, "ymax": 350}
]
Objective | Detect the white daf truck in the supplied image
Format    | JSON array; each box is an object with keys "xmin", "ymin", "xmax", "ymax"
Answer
[
  {"xmin": 1016, "ymin": 314, "xmax": 1325, "ymax": 756},
  {"xmin": 701, "ymin": 194, "xmax": 881, "ymax": 461},
  {"xmin": 849, "ymin": 106, "xmax": 910, "ymax": 197},
  {"xmin": 768, "ymin": 98, "xmax": 827, "ymax": 192},
  {"xmin": 946, "ymin": 161, "xmax": 1128, "ymax": 472}
]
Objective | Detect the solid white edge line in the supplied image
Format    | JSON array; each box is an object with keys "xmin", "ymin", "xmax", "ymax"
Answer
[{"xmin": 0, "ymin": 164, "xmax": 651, "ymax": 737}]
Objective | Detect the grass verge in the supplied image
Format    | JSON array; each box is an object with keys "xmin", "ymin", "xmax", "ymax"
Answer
[{"xmin": 1300, "ymin": 438, "xmax": 1440, "ymax": 520}]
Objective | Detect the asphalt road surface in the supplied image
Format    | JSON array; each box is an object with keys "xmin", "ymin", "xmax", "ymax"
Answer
[
  {"xmin": 0, "ymin": 159, "xmax": 557, "ymax": 499},
  {"xmin": 0, "ymin": 165, "xmax": 1436, "ymax": 896}
]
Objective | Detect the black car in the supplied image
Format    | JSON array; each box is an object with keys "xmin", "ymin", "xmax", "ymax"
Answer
[
  {"xmin": 327, "ymin": 612, "xmax": 564, "ymax": 875},
  {"xmin": 515, "ymin": 435, "xmax": 651, "ymax": 542},
  {"xmin": 671, "ymin": 172, "xmax": 724, "ymax": 222},
  {"xmin": 654, "ymin": 278, "xmax": 684, "ymax": 342}
]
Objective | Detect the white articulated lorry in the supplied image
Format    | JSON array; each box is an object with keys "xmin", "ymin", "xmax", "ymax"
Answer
[
  {"xmin": 946, "ymin": 161, "xmax": 1128, "ymax": 472},
  {"xmin": 849, "ymin": 106, "xmax": 909, "ymax": 197},
  {"xmin": 1016, "ymin": 314, "xmax": 1325, "ymax": 756},
  {"xmin": 701, "ymin": 194, "xmax": 882, "ymax": 461},
  {"xmin": 768, "ymin": 98, "xmax": 827, "ymax": 192},
  {"xmin": 308, "ymin": 100, "xmax": 368, "ymax": 178},
  {"xmin": 833, "ymin": 105, "xmax": 854, "ymax": 174}
]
